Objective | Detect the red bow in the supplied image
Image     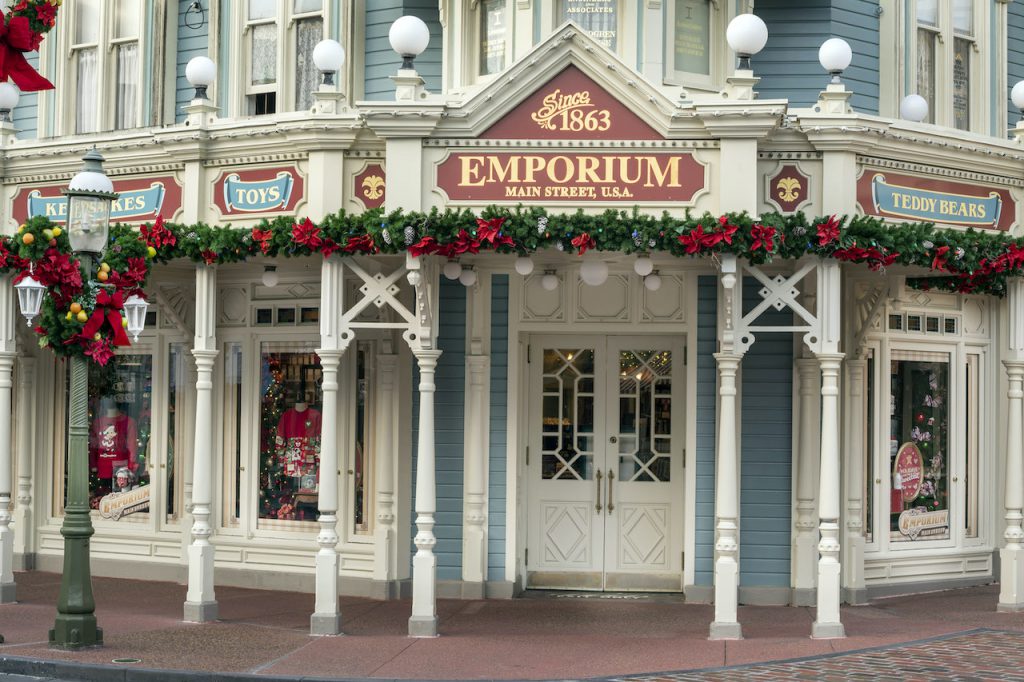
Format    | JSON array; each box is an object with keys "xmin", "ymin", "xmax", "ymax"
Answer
[
  {"xmin": 931, "ymin": 245, "xmax": 950, "ymax": 272},
  {"xmin": 78, "ymin": 290, "xmax": 131, "ymax": 348},
  {"xmin": 571, "ymin": 232, "xmax": 596, "ymax": 255},
  {"xmin": 0, "ymin": 14, "xmax": 52, "ymax": 91}
]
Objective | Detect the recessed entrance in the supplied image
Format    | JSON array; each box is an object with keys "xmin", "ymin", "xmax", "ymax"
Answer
[{"xmin": 525, "ymin": 335, "xmax": 685, "ymax": 591}]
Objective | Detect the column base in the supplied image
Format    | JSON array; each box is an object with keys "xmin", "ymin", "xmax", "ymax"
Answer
[
  {"xmin": 311, "ymin": 613, "xmax": 343, "ymax": 636},
  {"xmin": 183, "ymin": 600, "xmax": 218, "ymax": 623},
  {"xmin": 843, "ymin": 587, "xmax": 869, "ymax": 605},
  {"xmin": 49, "ymin": 618, "xmax": 102, "ymax": 649},
  {"xmin": 408, "ymin": 615, "xmax": 438, "ymax": 637},
  {"xmin": 811, "ymin": 621, "xmax": 846, "ymax": 639},
  {"xmin": 0, "ymin": 581, "xmax": 14, "ymax": 603},
  {"xmin": 998, "ymin": 601, "xmax": 1024, "ymax": 613},
  {"xmin": 791, "ymin": 587, "xmax": 815, "ymax": 607},
  {"xmin": 13, "ymin": 552, "xmax": 35, "ymax": 571},
  {"xmin": 709, "ymin": 621, "xmax": 742, "ymax": 640}
]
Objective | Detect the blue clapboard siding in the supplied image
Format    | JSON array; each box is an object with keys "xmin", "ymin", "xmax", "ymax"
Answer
[
  {"xmin": 739, "ymin": 282, "xmax": 793, "ymax": 587},
  {"xmin": 488, "ymin": 275, "xmax": 509, "ymax": 581},
  {"xmin": 756, "ymin": 0, "xmax": 879, "ymax": 114},
  {"xmin": 175, "ymin": 0, "xmax": 210, "ymax": 123},
  {"xmin": 364, "ymin": 0, "xmax": 443, "ymax": 100},
  {"xmin": 1009, "ymin": 3, "xmax": 1024, "ymax": 133},
  {"xmin": 410, "ymin": 278, "xmax": 465, "ymax": 580},
  {"xmin": 694, "ymin": 276, "xmax": 717, "ymax": 586},
  {"xmin": 14, "ymin": 52, "xmax": 38, "ymax": 139}
]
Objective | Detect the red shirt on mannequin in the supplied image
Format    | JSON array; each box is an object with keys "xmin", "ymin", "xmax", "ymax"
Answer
[{"xmin": 89, "ymin": 412, "xmax": 139, "ymax": 479}]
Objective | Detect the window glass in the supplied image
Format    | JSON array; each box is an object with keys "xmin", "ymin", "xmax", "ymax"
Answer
[
  {"xmin": 75, "ymin": 0, "xmax": 100, "ymax": 43},
  {"xmin": 952, "ymin": 0, "xmax": 972, "ymax": 34},
  {"xmin": 673, "ymin": 0, "xmax": 710, "ymax": 75},
  {"xmin": 353, "ymin": 344, "xmax": 371, "ymax": 533},
  {"xmin": 294, "ymin": 0, "xmax": 322, "ymax": 13},
  {"xmin": 865, "ymin": 354, "xmax": 874, "ymax": 543},
  {"xmin": 966, "ymin": 354, "xmax": 979, "ymax": 538},
  {"xmin": 294, "ymin": 17, "xmax": 322, "ymax": 111},
  {"xmin": 916, "ymin": 29, "xmax": 936, "ymax": 123},
  {"xmin": 953, "ymin": 37, "xmax": 970, "ymax": 131},
  {"xmin": 889, "ymin": 352, "xmax": 950, "ymax": 543},
  {"xmin": 166, "ymin": 344, "xmax": 186, "ymax": 520},
  {"xmin": 114, "ymin": 0, "xmax": 139, "ymax": 39},
  {"xmin": 251, "ymin": 23, "xmax": 278, "ymax": 86},
  {"xmin": 916, "ymin": 0, "xmax": 937, "ymax": 27},
  {"xmin": 259, "ymin": 342, "xmax": 323, "ymax": 521},
  {"xmin": 224, "ymin": 343, "xmax": 243, "ymax": 522},
  {"xmin": 248, "ymin": 0, "xmax": 276, "ymax": 21},
  {"xmin": 480, "ymin": 0, "xmax": 507, "ymax": 76},
  {"xmin": 560, "ymin": 0, "xmax": 617, "ymax": 50},
  {"xmin": 73, "ymin": 355, "xmax": 153, "ymax": 512},
  {"xmin": 115, "ymin": 43, "xmax": 139, "ymax": 130},
  {"xmin": 76, "ymin": 48, "xmax": 99, "ymax": 134}
]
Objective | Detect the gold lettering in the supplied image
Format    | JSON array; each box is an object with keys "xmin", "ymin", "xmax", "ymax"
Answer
[
  {"xmin": 548, "ymin": 156, "xmax": 573, "ymax": 184},
  {"xmin": 458, "ymin": 156, "xmax": 486, "ymax": 187},
  {"xmin": 487, "ymin": 156, "xmax": 521, "ymax": 184},
  {"xmin": 644, "ymin": 156, "xmax": 681, "ymax": 188}
]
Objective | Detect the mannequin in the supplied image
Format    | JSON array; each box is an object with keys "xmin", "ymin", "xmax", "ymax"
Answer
[
  {"xmin": 89, "ymin": 398, "xmax": 139, "ymax": 485},
  {"xmin": 275, "ymin": 391, "xmax": 322, "ymax": 493}
]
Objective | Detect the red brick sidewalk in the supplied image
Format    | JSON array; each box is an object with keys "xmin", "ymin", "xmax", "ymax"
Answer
[{"xmin": 1, "ymin": 571, "xmax": 1023, "ymax": 679}]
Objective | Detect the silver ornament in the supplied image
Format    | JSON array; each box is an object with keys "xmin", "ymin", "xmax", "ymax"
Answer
[
  {"xmin": 537, "ymin": 216, "xmax": 549, "ymax": 235},
  {"xmin": 404, "ymin": 225, "xmax": 416, "ymax": 245},
  {"xmin": 382, "ymin": 228, "xmax": 392, "ymax": 245},
  {"xmin": 955, "ymin": 247, "xmax": 964, "ymax": 260},
  {"xmin": 793, "ymin": 226, "xmax": 806, "ymax": 237},
  {"xmin": 648, "ymin": 238, "xmax": 657, "ymax": 249},
  {"xmin": 633, "ymin": 234, "xmax": 643, "ymax": 247},
  {"xmin": 556, "ymin": 242, "xmax": 565, "ymax": 252},
  {"xmin": 922, "ymin": 240, "xmax": 934, "ymax": 250}
]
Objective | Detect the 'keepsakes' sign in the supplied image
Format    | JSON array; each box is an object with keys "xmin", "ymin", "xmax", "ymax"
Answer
[
  {"xmin": 213, "ymin": 166, "xmax": 304, "ymax": 216},
  {"xmin": 12, "ymin": 176, "xmax": 182, "ymax": 225},
  {"xmin": 856, "ymin": 169, "xmax": 1016, "ymax": 231}
]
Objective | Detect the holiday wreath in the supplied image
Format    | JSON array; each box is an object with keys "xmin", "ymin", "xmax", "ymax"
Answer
[{"xmin": 3, "ymin": 207, "xmax": 1023, "ymax": 365}]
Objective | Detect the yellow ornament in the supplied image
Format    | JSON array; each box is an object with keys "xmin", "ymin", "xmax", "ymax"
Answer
[
  {"xmin": 97, "ymin": 271, "xmax": 109, "ymax": 282},
  {"xmin": 43, "ymin": 229, "xmax": 54, "ymax": 240},
  {"xmin": 21, "ymin": 233, "xmax": 34, "ymax": 245},
  {"xmin": 122, "ymin": 318, "xmax": 128, "ymax": 328},
  {"xmin": 100, "ymin": 262, "xmax": 111, "ymax": 272},
  {"xmin": 17, "ymin": 224, "xmax": 24, "ymax": 234},
  {"xmin": 70, "ymin": 302, "xmax": 82, "ymax": 314},
  {"xmin": 76, "ymin": 311, "xmax": 88, "ymax": 323},
  {"xmin": 93, "ymin": 333, "xmax": 101, "ymax": 341},
  {"xmin": 65, "ymin": 312, "xmax": 72, "ymax": 321},
  {"xmin": 52, "ymin": 227, "xmax": 62, "ymax": 237},
  {"xmin": 147, "ymin": 246, "xmax": 157, "ymax": 258}
]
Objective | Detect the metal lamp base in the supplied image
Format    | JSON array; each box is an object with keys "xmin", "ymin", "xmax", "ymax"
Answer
[{"xmin": 49, "ymin": 620, "xmax": 103, "ymax": 650}]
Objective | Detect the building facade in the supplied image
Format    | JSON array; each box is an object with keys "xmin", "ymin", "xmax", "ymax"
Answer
[{"xmin": 1, "ymin": 0, "xmax": 1024, "ymax": 639}]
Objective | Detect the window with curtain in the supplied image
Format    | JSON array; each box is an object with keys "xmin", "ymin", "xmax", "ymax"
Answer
[
  {"xmin": 246, "ymin": 0, "xmax": 325, "ymax": 116},
  {"xmin": 294, "ymin": 17, "xmax": 322, "ymax": 111},
  {"xmin": 951, "ymin": 0, "xmax": 972, "ymax": 131},
  {"xmin": 916, "ymin": 0, "xmax": 937, "ymax": 124},
  {"xmin": 479, "ymin": 0, "xmax": 507, "ymax": 77},
  {"xmin": 113, "ymin": 0, "xmax": 140, "ymax": 130},
  {"xmin": 910, "ymin": 0, "xmax": 983, "ymax": 131},
  {"xmin": 75, "ymin": 49, "xmax": 99, "ymax": 134}
]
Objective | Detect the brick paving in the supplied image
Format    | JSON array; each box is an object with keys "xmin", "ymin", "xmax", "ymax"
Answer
[{"xmin": 614, "ymin": 629, "xmax": 1024, "ymax": 682}]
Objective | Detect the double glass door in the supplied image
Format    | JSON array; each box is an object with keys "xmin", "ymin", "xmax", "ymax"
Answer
[{"xmin": 526, "ymin": 336, "xmax": 685, "ymax": 591}]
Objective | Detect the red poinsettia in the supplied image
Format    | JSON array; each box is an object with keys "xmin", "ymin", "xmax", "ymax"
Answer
[
  {"xmin": 816, "ymin": 215, "xmax": 840, "ymax": 247},
  {"xmin": 749, "ymin": 224, "xmax": 777, "ymax": 252},
  {"xmin": 408, "ymin": 235, "xmax": 439, "ymax": 257},
  {"xmin": 252, "ymin": 228, "xmax": 274, "ymax": 254},
  {"xmin": 452, "ymin": 229, "xmax": 481, "ymax": 255},
  {"xmin": 342, "ymin": 234, "xmax": 376, "ymax": 254},
  {"xmin": 83, "ymin": 339, "xmax": 114, "ymax": 366},
  {"xmin": 678, "ymin": 225, "xmax": 707, "ymax": 255},
  {"xmin": 319, "ymin": 238, "xmax": 341, "ymax": 258},
  {"xmin": 201, "ymin": 249, "xmax": 218, "ymax": 265},
  {"xmin": 140, "ymin": 216, "xmax": 176, "ymax": 249},
  {"xmin": 930, "ymin": 245, "xmax": 950, "ymax": 271},
  {"xmin": 715, "ymin": 216, "xmax": 739, "ymax": 245},
  {"xmin": 571, "ymin": 232, "xmax": 596, "ymax": 255},
  {"xmin": 475, "ymin": 217, "xmax": 506, "ymax": 245},
  {"xmin": 291, "ymin": 218, "xmax": 322, "ymax": 249},
  {"xmin": 34, "ymin": 2, "xmax": 56, "ymax": 27}
]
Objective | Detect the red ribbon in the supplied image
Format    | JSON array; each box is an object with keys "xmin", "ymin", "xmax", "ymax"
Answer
[
  {"xmin": 80, "ymin": 290, "xmax": 131, "ymax": 347},
  {"xmin": 0, "ymin": 14, "xmax": 53, "ymax": 92}
]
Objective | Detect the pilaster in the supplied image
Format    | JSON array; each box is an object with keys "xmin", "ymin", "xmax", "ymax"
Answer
[
  {"xmin": 0, "ymin": 275, "xmax": 16, "ymax": 602},
  {"xmin": 373, "ymin": 352, "xmax": 399, "ymax": 587},
  {"xmin": 463, "ymin": 354, "xmax": 489, "ymax": 589},
  {"xmin": 710, "ymin": 352, "xmax": 742, "ymax": 640},
  {"xmin": 1000, "ymin": 277, "xmax": 1024, "ymax": 612},
  {"xmin": 792, "ymin": 358, "xmax": 820, "ymax": 606},
  {"xmin": 842, "ymin": 358, "xmax": 868, "ymax": 604},
  {"xmin": 12, "ymin": 355, "xmax": 35, "ymax": 570},
  {"xmin": 185, "ymin": 265, "xmax": 218, "ymax": 623},
  {"xmin": 812, "ymin": 353, "xmax": 845, "ymax": 639}
]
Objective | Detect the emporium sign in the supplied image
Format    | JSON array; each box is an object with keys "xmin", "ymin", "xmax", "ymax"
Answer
[
  {"xmin": 435, "ymin": 66, "xmax": 705, "ymax": 203},
  {"xmin": 213, "ymin": 166, "xmax": 304, "ymax": 216},
  {"xmin": 98, "ymin": 484, "xmax": 151, "ymax": 520},
  {"xmin": 898, "ymin": 508, "xmax": 949, "ymax": 540},
  {"xmin": 856, "ymin": 169, "xmax": 1016, "ymax": 231},
  {"xmin": 11, "ymin": 176, "xmax": 183, "ymax": 225}
]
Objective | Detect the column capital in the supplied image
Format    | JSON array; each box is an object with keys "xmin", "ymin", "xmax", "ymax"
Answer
[{"xmin": 315, "ymin": 348, "xmax": 345, "ymax": 367}]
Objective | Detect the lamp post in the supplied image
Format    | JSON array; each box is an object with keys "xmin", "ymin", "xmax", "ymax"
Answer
[{"xmin": 28, "ymin": 149, "xmax": 119, "ymax": 648}]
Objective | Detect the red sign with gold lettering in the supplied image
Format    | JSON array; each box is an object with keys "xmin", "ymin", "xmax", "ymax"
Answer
[
  {"xmin": 436, "ymin": 152, "xmax": 705, "ymax": 203},
  {"xmin": 481, "ymin": 65, "xmax": 660, "ymax": 140}
]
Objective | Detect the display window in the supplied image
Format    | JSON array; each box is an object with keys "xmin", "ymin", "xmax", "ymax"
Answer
[
  {"xmin": 258, "ymin": 341, "xmax": 323, "ymax": 525},
  {"xmin": 352, "ymin": 342, "xmax": 372, "ymax": 534},
  {"xmin": 164, "ymin": 343, "xmax": 188, "ymax": 522}
]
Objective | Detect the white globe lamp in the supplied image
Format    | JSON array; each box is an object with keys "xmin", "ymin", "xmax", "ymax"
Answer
[
  {"xmin": 0, "ymin": 82, "xmax": 19, "ymax": 122},
  {"xmin": 262, "ymin": 266, "xmax": 279, "ymax": 288},
  {"xmin": 633, "ymin": 254, "xmax": 654, "ymax": 277},
  {"xmin": 1012, "ymin": 81, "xmax": 1024, "ymax": 122},
  {"xmin": 389, "ymin": 15, "xmax": 430, "ymax": 70},
  {"xmin": 514, "ymin": 256, "xmax": 535, "ymax": 276},
  {"xmin": 818, "ymin": 38, "xmax": 852, "ymax": 84},
  {"xmin": 443, "ymin": 260, "xmax": 462, "ymax": 280},
  {"xmin": 899, "ymin": 94, "xmax": 929, "ymax": 123},
  {"xmin": 579, "ymin": 259, "xmax": 609, "ymax": 287},
  {"xmin": 458, "ymin": 266, "xmax": 477, "ymax": 287},
  {"xmin": 726, "ymin": 14, "xmax": 768, "ymax": 71},
  {"xmin": 312, "ymin": 39, "xmax": 346, "ymax": 87},
  {"xmin": 541, "ymin": 271, "xmax": 559, "ymax": 291},
  {"xmin": 644, "ymin": 272, "xmax": 663, "ymax": 292},
  {"xmin": 185, "ymin": 56, "xmax": 216, "ymax": 100}
]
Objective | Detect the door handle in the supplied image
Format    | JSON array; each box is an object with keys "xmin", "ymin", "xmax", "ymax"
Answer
[
  {"xmin": 607, "ymin": 469, "xmax": 615, "ymax": 513},
  {"xmin": 595, "ymin": 469, "xmax": 603, "ymax": 513}
]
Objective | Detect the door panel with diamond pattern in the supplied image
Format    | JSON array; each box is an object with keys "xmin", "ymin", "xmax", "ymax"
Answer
[{"xmin": 527, "ymin": 336, "xmax": 684, "ymax": 592}]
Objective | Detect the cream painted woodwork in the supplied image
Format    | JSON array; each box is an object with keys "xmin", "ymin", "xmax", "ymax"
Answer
[{"xmin": 526, "ymin": 335, "xmax": 685, "ymax": 592}]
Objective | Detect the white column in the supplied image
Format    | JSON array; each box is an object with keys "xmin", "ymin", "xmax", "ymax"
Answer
[
  {"xmin": 463, "ymin": 354, "xmax": 489, "ymax": 591},
  {"xmin": 185, "ymin": 265, "xmax": 218, "ymax": 622},
  {"xmin": 792, "ymin": 358, "xmax": 820, "ymax": 606},
  {"xmin": 842, "ymin": 358, "xmax": 868, "ymax": 604},
  {"xmin": 409, "ymin": 348, "xmax": 442, "ymax": 637},
  {"xmin": 812, "ymin": 353, "xmax": 846, "ymax": 638},
  {"xmin": 0, "ymin": 352, "xmax": 15, "ymax": 603},
  {"xmin": 710, "ymin": 352, "xmax": 742, "ymax": 640},
  {"xmin": 999, "ymin": 278, "xmax": 1024, "ymax": 611},
  {"xmin": 373, "ymin": 353, "xmax": 399, "ymax": 587},
  {"xmin": 12, "ymin": 356, "xmax": 35, "ymax": 570},
  {"xmin": 311, "ymin": 349, "xmax": 343, "ymax": 634}
]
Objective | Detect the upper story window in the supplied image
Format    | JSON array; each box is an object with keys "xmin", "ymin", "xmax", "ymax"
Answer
[
  {"xmin": 479, "ymin": 0, "xmax": 508, "ymax": 77},
  {"xmin": 560, "ymin": 0, "xmax": 619, "ymax": 50},
  {"xmin": 666, "ymin": 0, "xmax": 720, "ymax": 88},
  {"xmin": 244, "ymin": 0, "xmax": 324, "ymax": 115},
  {"xmin": 70, "ymin": 0, "xmax": 142, "ymax": 134},
  {"xmin": 912, "ymin": 0, "xmax": 982, "ymax": 131}
]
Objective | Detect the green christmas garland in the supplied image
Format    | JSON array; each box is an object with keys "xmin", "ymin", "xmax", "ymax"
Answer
[{"xmin": 2, "ymin": 207, "xmax": 1021, "ymax": 365}]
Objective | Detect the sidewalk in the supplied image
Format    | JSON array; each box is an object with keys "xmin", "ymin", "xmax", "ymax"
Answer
[{"xmin": 1, "ymin": 571, "xmax": 1022, "ymax": 680}]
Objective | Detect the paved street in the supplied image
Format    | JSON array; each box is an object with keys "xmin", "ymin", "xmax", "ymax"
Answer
[{"xmin": 1, "ymin": 572, "xmax": 1023, "ymax": 680}]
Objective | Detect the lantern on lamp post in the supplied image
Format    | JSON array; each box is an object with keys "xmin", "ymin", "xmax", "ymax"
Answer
[{"xmin": 13, "ymin": 271, "xmax": 45, "ymax": 326}]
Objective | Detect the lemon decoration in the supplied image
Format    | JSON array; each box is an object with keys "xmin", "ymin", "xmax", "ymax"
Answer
[{"xmin": 76, "ymin": 311, "xmax": 88, "ymax": 323}]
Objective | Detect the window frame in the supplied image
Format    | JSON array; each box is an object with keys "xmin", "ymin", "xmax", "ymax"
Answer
[
  {"xmin": 662, "ymin": 0, "xmax": 721, "ymax": 92},
  {"xmin": 469, "ymin": 0, "xmax": 513, "ymax": 86}
]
